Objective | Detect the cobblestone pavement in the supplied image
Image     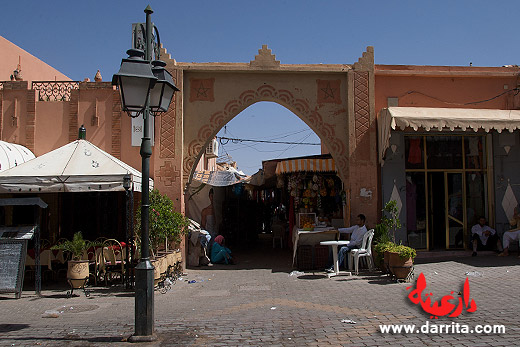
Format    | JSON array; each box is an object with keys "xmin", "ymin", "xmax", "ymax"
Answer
[{"xmin": 1, "ymin": 238, "xmax": 519, "ymax": 346}]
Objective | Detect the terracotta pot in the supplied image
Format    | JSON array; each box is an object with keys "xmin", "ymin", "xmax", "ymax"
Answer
[
  {"xmin": 67, "ymin": 260, "xmax": 89, "ymax": 289},
  {"xmin": 152, "ymin": 256, "xmax": 168, "ymax": 284},
  {"xmin": 388, "ymin": 252, "xmax": 413, "ymax": 279}
]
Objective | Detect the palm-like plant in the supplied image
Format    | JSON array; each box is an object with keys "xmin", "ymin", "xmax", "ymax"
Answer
[{"xmin": 52, "ymin": 231, "xmax": 100, "ymax": 261}]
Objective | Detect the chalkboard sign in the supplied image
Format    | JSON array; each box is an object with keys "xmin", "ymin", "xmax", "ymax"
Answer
[{"xmin": 0, "ymin": 240, "xmax": 27, "ymax": 298}]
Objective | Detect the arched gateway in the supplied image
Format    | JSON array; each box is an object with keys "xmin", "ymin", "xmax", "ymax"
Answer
[{"xmin": 154, "ymin": 45, "xmax": 378, "ymax": 224}]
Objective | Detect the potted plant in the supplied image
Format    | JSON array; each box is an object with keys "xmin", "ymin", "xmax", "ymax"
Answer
[
  {"xmin": 380, "ymin": 200, "xmax": 401, "ymax": 243},
  {"xmin": 373, "ymin": 200, "xmax": 401, "ymax": 271},
  {"xmin": 135, "ymin": 189, "xmax": 189, "ymax": 258},
  {"xmin": 388, "ymin": 244, "xmax": 416, "ymax": 280},
  {"xmin": 374, "ymin": 241, "xmax": 395, "ymax": 272},
  {"xmin": 52, "ymin": 231, "xmax": 100, "ymax": 288}
]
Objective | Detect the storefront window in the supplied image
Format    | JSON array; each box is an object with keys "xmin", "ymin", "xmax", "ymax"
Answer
[
  {"xmin": 426, "ymin": 136, "xmax": 463, "ymax": 169},
  {"xmin": 466, "ymin": 172, "xmax": 487, "ymax": 229},
  {"xmin": 406, "ymin": 172, "xmax": 427, "ymax": 249},
  {"xmin": 447, "ymin": 173, "xmax": 464, "ymax": 249},
  {"xmin": 465, "ymin": 136, "xmax": 486, "ymax": 169},
  {"xmin": 403, "ymin": 134, "xmax": 488, "ymax": 250},
  {"xmin": 405, "ymin": 136, "xmax": 424, "ymax": 169}
]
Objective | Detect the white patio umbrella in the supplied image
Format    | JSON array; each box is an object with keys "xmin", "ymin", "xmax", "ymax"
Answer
[{"xmin": 0, "ymin": 139, "xmax": 151, "ymax": 193}]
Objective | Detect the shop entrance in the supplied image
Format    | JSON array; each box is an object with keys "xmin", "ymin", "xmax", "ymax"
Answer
[
  {"xmin": 427, "ymin": 172, "xmax": 465, "ymax": 250},
  {"xmin": 405, "ymin": 134, "xmax": 489, "ymax": 250}
]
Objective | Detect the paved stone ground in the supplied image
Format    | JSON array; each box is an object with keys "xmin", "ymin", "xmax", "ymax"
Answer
[{"xmin": 1, "ymin": 236, "xmax": 519, "ymax": 346}]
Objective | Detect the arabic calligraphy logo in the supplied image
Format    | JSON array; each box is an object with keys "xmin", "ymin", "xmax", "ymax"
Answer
[{"xmin": 406, "ymin": 273, "xmax": 477, "ymax": 319}]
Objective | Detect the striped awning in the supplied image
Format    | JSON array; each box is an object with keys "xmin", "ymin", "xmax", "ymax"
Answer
[{"xmin": 275, "ymin": 158, "xmax": 336, "ymax": 175}]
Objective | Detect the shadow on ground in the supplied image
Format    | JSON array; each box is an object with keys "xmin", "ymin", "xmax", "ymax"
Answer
[
  {"xmin": 0, "ymin": 324, "xmax": 30, "ymax": 333},
  {"xmin": 0, "ymin": 335, "xmax": 128, "ymax": 344},
  {"xmin": 415, "ymin": 252, "xmax": 520, "ymax": 267},
  {"xmin": 189, "ymin": 233, "xmax": 294, "ymax": 273}
]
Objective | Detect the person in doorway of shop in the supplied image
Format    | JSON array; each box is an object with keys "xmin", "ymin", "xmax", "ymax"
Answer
[
  {"xmin": 201, "ymin": 188, "xmax": 216, "ymax": 240},
  {"xmin": 498, "ymin": 207, "xmax": 520, "ymax": 257},
  {"xmin": 325, "ymin": 214, "xmax": 367, "ymax": 273},
  {"xmin": 211, "ymin": 235, "xmax": 234, "ymax": 265},
  {"xmin": 471, "ymin": 216, "xmax": 503, "ymax": 256}
]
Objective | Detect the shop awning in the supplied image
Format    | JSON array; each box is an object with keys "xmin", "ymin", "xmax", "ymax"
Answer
[
  {"xmin": 379, "ymin": 107, "xmax": 520, "ymax": 163},
  {"xmin": 192, "ymin": 168, "xmax": 250, "ymax": 187},
  {"xmin": 275, "ymin": 158, "xmax": 336, "ymax": 174},
  {"xmin": 0, "ymin": 139, "xmax": 150, "ymax": 193}
]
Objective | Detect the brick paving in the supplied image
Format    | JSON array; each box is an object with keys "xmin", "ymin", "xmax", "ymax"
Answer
[{"xmin": 1, "ymin": 238, "xmax": 519, "ymax": 346}]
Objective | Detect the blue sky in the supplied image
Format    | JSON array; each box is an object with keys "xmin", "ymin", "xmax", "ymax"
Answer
[{"xmin": 2, "ymin": 1, "xmax": 520, "ymax": 174}]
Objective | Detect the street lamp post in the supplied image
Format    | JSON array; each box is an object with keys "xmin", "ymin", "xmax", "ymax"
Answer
[
  {"xmin": 112, "ymin": 5, "xmax": 178, "ymax": 341},
  {"xmin": 123, "ymin": 173, "xmax": 134, "ymax": 290}
]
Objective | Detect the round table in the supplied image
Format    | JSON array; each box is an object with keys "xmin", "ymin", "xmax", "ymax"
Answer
[{"xmin": 320, "ymin": 240, "xmax": 351, "ymax": 277}]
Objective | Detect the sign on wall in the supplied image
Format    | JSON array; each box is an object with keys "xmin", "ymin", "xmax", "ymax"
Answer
[{"xmin": 132, "ymin": 116, "xmax": 155, "ymax": 147}]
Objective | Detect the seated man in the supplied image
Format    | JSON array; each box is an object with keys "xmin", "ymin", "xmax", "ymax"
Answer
[
  {"xmin": 326, "ymin": 214, "xmax": 367, "ymax": 272},
  {"xmin": 471, "ymin": 216, "xmax": 502, "ymax": 256},
  {"xmin": 499, "ymin": 207, "xmax": 520, "ymax": 257}
]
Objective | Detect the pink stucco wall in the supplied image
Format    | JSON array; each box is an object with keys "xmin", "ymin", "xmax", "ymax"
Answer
[
  {"xmin": 375, "ymin": 65, "xmax": 520, "ymax": 111},
  {"xmin": 0, "ymin": 36, "xmax": 70, "ymax": 82},
  {"xmin": 35, "ymin": 101, "xmax": 69, "ymax": 155}
]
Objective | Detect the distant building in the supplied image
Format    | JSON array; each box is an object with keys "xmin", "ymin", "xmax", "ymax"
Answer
[{"xmin": 0, "ymin": 35, "xmax": 70, "ymax": 82}]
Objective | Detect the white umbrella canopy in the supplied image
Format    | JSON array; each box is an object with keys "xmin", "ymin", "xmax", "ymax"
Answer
[
  {"xmin": 0, "ymin": 139, "xmax": 151, "ymax": 193},
  {"xmin": 0, "ymin": 141, "xmax": 35, "ymax": 171}
]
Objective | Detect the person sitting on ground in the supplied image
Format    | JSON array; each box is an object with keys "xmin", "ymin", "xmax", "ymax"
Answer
[
  {"xmin": 499, "ymin": 207, "xmax": 520, "ymax": 257},
  {"xmin": 210, "ymin": 235, "xmax": 234, "ymax": 265},
  {"xmin": 326, "ymin": 214, "xmax": 368, "ymax": 273},
  {"xmin": 471, "ymin": 216, "xmax": 503, "ymax": 256}
]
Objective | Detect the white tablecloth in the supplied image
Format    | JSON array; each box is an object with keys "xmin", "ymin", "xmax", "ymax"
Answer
[
  {"xmin": 292, "ymin": 227, "xmax": 337, "ymax": 266},
  {"xmin": 26, "ymin": 249, "xmax": 65, "ymax": 270}
]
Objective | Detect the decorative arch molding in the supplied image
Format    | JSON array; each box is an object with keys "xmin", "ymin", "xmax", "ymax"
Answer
[{"xmin": 183, "ymin": 84, "xmax": 348, "ymax": 184}]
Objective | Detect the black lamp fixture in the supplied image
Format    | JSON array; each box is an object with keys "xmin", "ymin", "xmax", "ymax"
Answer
[
  {"xmin": 149, "ymin": 60, "xmax": 179, "ymax": 114},
  {"xmin": 112, "ymin": 49, "xmax": 157, "ymax": 115},
  {"xmin": 123, "ymin": 173, "xmax": 132, "ymax": 191}
]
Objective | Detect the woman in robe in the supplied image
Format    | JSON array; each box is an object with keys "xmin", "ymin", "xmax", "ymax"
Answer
[{"xmin": 210, "ymin": 235, "xmax": 233, "ymax": 264}]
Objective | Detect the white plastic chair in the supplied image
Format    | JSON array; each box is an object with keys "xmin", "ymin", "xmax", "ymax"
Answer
[{"xmin": 348, "ymin": 229, "xmax": 375, "ymax": 274}]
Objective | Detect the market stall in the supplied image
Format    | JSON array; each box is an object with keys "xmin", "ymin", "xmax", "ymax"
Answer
[{"xmin": 273, "ymin": 155, "xmax": 347, "ymax": 269}]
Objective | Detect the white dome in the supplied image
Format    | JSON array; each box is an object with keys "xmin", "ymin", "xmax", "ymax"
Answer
[{"xmin": 0, "ymin": 141, "xmax": 35, "ymax": 172}]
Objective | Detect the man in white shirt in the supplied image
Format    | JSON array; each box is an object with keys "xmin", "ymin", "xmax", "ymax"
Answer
[
  {"xmin": 326, "ymin": 214, "xmax": 368, "ymax": 272},
  {"xmin": 471, "ymin": 216, "xmax": 502, "ymax": 256}
]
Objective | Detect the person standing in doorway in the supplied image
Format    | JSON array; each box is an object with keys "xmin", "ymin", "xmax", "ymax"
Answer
[{"xmin": 201, "ymin": 188, "xmax": 216, "ymax": 240}]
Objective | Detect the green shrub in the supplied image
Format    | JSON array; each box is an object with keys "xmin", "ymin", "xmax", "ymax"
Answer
[
  {"xmin": 375, "ymin": 200, "xmax": 401, "ymax": 244},
  {"xmin": 393, "ymin": 244, "xmax": 417, "ymax": 260},
  {"xmin": 135, "ymin": 189, "xmax": 190, "ymax": 256},
  {"xmin": 374, "ymin": 241, "xmax": 397, "ymax": 264}
]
